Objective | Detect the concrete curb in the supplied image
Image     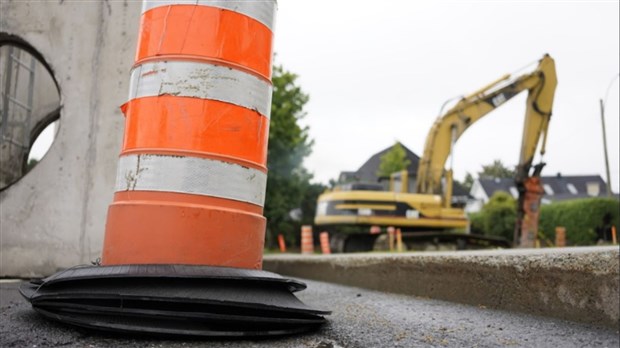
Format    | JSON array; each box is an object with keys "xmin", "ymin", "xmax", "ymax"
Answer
[{"xmin": 263, "ymin": 246, "xmax": 619, "ymax": 328}]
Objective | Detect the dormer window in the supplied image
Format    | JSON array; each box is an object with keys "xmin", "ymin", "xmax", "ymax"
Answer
[
  {"xmin": 586, "ymin": 182, "xmax": 600, "ymax": 196},
  {"xmin": 566, "ymin": 183, "xmax": 578, "ymax": 195},
  {"xmin": 509, "ymin": 187, "xmax": 519, "ymax": 198},
  {"xmin": 543, "ymin": 184, "xmax": 554, "ymax": 195}
]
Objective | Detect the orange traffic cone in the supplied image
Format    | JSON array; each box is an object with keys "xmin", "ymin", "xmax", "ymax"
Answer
[{"xmin": 21, "ymin": 0, "xmax": 328, "ymax": 337}]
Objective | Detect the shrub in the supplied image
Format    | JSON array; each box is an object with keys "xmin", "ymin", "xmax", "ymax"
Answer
[
  {"xmin": 481, "ymin": 192, "xmax": 517, "ymax": 241},
  {"xmin": 469, "ymin": 211, "xmax": 484, "ymax": 235},
  {"xmin": 468, "ymin": 192, "xmax": 516, "ymax": 241},
  {"xmin": 539, "ymin": 198, "xmax": 619, "ymax": 245}
]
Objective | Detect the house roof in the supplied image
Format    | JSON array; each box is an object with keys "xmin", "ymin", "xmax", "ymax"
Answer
[
  {"xmin": 353, "ymin": 143, "xmax": 420, "ymax": 183},
  {"xmin": 477, "ymin": 174, "xmax": 615, "ymax": 201},
  {"xmin": 477, "ymin": 177, "xmax": 515, "ymax": 196},
  {"xmin": 452, "ymin": 180, "xmax": 471, "ymax": 198},
  {"xmin": 337, "ymin": 143, "xmax": 472, "ymax": 198},
  {"xmin": 340, "ymin": 143, "xmax": 420, "ymax": 182}
]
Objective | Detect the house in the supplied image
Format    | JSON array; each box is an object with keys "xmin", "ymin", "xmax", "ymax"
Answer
[
  {"xmin": 465, "ymin": 173, "xmax": 615, "ymax": 213},
  {"xmin": 339, "ymin": 142, "xmax": 420, "ymax": 190},
  {"xmin": 338, "ymin": 143, "xmax": 471, "ymax": 207}
]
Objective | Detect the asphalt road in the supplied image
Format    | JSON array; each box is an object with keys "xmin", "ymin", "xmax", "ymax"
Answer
[{"xmin": 1, "ymin": 278, "xmax": 618, "ymax": 348}]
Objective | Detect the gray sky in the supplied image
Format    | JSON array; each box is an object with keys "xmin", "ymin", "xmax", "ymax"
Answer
[{"xmin": 273, "ymin": 0, "xmax": 620, "ymax": 191}]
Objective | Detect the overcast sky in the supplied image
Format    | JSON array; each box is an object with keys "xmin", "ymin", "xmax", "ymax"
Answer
[{"xmin": 273, "ymin": 0, "xmax": 620, "ymax": 191}]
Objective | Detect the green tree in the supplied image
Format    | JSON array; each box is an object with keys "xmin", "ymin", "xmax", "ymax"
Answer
[
  {"xmin": 463, "ymin": 172, "xmax": 474, "ymax": 191},
  {"xmin": 377, "ymin": 142, "xmax": 411, "ymax": 178},
  {"xmin": 478, "ymin": 159, "xmax": 515, "ymax": 179},
  {"xmin": 456, "ymin": 172, "xmax": 475, "ymax": 192},
  {"xmin": 26, "ymin": 158, "xmax": 39, "ymax": 173},
  {"xmin": 264, "ymin": 65, "xmax": 313, "ymax": 248},
  {"xmin": 299, "ymin": 182, "xmax": 328, "ymax": 226}
]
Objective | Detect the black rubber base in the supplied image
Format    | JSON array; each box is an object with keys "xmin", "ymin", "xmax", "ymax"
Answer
[{"xmin": 19, "ymin": 264, "xmax": 330, "ymax": 337}]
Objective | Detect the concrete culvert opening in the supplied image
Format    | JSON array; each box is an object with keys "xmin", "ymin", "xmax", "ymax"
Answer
[{"xmin": 0, "ymin": 35, "xmax": 61, "ymax": 190}]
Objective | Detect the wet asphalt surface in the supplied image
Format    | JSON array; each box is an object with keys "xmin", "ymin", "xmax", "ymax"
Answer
[{"xmin": 1, "ymin": 279, "xmax": 618, "ymax": 348}]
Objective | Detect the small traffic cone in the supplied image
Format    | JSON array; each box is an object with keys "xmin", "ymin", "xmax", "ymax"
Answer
[{"xmin": 21, "ymin": 0, "xmax": 328, "ymax": 337}]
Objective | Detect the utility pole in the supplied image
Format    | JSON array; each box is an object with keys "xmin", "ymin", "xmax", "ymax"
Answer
[
  {"xmin": 600, "ymin": 73, "xmax": 619, "ymax": 197},
  {"xmin": 599, "ymin": 99, "xmax": 612, "ymax": 197}
]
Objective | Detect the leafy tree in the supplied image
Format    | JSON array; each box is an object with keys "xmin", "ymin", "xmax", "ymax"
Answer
[
  {"xmin": 264, "ymin": 65, "xmax": 313, "ymax": 248},
  {"xmin": 26, "ymin": 158, "xmax": 39, "ymax": 173},
  {"xmin": 463, "ymin": 172, "xmax": 474, "ymax": 190},
  {"xmin": 299, "ymin": 182, "xmax": 328, "ymax": 226},
  {"xmin": 456, "ymin": 172, "xmax": 475, "ymax": 192},
  {"xmin": 377, "ymin": 142, "xmax": 411, "ymax": 178},
  {"xmin": 478, "ymin": 159, "xmax": 515, "ymax": 179}
]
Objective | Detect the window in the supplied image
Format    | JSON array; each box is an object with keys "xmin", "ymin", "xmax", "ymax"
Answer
[
  {"xmin": 509, "ymin": 187, "xmax": 519, "ymax": 198},
  {"xmin": 543, "ymin": 184, "xmax": 554, "ymax": 195},
  {"xmin": 586, "ymin": 182, "xmax": 600, "ymax": 197},
  {"xmin": 566, "ymin": 183, "xmax": 578, "ymax": 195}
]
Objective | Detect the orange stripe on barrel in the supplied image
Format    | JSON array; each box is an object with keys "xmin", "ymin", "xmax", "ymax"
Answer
[
  {"xmin": 113, "ymin": 191, "xmax": 263, "ymax": 215},
  {"xmin": 121, "ymin": 96, "xmax": 269, "ymax": 169},
  {"xmin": 136, "ymin": 5, "xmax": 273, "ymax": 80},
  {"xmin": 103, "ymin": 200, "xmax": 265, "ymax": 268}
]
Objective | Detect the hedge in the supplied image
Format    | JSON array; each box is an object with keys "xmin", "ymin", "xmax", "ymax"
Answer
[
  {"xmin": 538, "ymin": 197, "xmax": 619, "ymax": 245},
  {"xmin": 469, "ymin": 195, "xmax": 619, "ymax": 246}
]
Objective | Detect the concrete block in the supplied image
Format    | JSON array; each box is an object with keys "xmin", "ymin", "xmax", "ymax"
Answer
[
  {"xmin": 0, "ymin": 1, "xmax": 140, "ymax": 277},
  {"xmin": 264, "ymin": 246, "xmax": 620, "ymax": 328}
]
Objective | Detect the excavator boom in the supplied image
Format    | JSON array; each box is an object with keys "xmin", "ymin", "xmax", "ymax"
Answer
[
  {"xmin": 314, "ymin": 55, "xmax": 557, "ymax": 252},
  {"xmin": 415, "ymin": 54, "xmax": 557, "ymax": 246}
]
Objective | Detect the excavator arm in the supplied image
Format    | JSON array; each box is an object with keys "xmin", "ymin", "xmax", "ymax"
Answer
[{"xmin": 415, "ymin": 54, "xmax": 557, "ymax": 246}]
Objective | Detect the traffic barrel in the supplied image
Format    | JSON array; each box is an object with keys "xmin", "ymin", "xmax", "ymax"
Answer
[
  {"xmin": 555, "ymin": 226, "xmax": 566, "ymax": 247},
  {"xmin": 387, "ymin": 226, "xmax": 395, "ymax": 251},
  {"xmin": 278, "ymin": 234, "xmax": 287, "ymax": 253},
  {"xmin": 101, "ymin": 0, "xmax": 277, "ymax": 269},
  {"xmin": 320, "ymin": 232, "xmax": 331, "ymax": 255},
  {"xmin": 301, "ymin": 225, "xmax": 314, "ymax": 254},
  {"xmin": 20, "ymin": 0, "xmax": 329, "ymax": 337}
]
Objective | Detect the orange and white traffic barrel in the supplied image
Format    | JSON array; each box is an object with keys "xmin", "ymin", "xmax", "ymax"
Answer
[
  {"xmin": 319, "ymin": 232, "xmax": 331, "ymax": 255},
  {"xmin": 21, "ymin": 1, "xmax": 331, "ymax": 336},
  {"xmin": 102, "ymin": 0, "xmax": 277, "ymax": 269},
  {"xmin": 555, "ymin": 226, "xmax": 566, "ymax": 247},
  {"xmin": 387, "ymin": 226, "xmax": 395, "ymax": 251},
  {"xmin": 301, "ymin": 225, "xmax": 314, "ymax": 254},
  {"xmin": 396, "ymin": 228, "xmax": 404, "ymax": 252},
  {"xmin": 278, "ymin": 234, "xmax": 287, "ymax": 253}
]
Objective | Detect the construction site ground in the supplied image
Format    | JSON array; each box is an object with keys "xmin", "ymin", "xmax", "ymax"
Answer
[{"xmin": 2, "ymin": 271, "xmax": 619, "ymax": 347}]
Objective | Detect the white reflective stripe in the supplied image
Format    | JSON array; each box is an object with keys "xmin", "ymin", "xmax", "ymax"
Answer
[
  {"xmin": 142, "ymin": 0, "xmax": 277, "ymax": 31},
  {"xmin": 115, "ymin": 154, "xmax": 266, "ymax": 206},
  {"xmin": 128, "ymin": 61, "xmax": 272, "ymax": 117}
]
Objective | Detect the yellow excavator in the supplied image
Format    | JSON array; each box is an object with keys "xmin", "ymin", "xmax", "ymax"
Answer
[{"xmin": 315, "ymin": 54, "xmax": 557, "ymax": 252}]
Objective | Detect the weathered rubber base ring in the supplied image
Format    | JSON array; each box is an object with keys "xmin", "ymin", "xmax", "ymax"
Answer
[{"xmin": 20, "ymin": 264, "xmax": 330, "ymax": 337}]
